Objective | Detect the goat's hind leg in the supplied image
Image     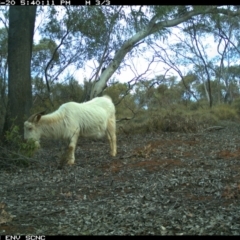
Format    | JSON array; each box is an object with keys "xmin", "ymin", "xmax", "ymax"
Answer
[{"xmin": 107, "ymin": 117, "xmax": 117, "ymax": 157}]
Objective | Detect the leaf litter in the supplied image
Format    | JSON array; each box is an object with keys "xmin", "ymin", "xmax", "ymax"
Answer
[{"xmin": 1, "ymin": 121, "xmax": 240, "ymax": 235}]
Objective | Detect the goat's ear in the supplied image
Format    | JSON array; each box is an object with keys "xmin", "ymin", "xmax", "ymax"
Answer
[
  {"xmin": 35, "ymin": 114, "xmax": 42, "ymax": 122},
  {"xmin": 35, "ymin": 111, "xmax": 45, "ymax": 122}
]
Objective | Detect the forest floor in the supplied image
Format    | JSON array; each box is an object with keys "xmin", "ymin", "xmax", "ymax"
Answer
[{"xmin": 1, "ymin": 120, "xmax": 240, "ymax": 235}]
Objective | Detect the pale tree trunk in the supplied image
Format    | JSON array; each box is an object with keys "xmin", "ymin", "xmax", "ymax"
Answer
[
  {"xmin": 2, "ymin": 6, "xmax": 37, "ymax": 139},
  {"xmin": 203, "ymin": 80, "xmax": 210, "ymax": 103}
]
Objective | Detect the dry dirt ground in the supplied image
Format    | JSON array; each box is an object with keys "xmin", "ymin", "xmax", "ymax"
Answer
[{"xmin": 1, "ymin": 121, "xmax": 240, "ymax": 235}]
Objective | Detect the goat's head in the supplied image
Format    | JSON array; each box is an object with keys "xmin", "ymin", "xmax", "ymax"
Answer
[{"xmin": 24, "ymin": 111, "xmax": 45, "ymax": 148}]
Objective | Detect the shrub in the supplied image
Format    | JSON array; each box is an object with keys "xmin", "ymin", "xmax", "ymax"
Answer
[
  {"xmin": 1, "ymin": 125, "xmax": 37, "ymax": 167},
  {"xmin": 117, "ymin": 106, "xmax": 218, "ymax": 135},
  {"xmin": 211, "ymin": 104, "xmax": 238, "ymax": 121},
  {"xmin": 232, "ymin": 98, "xmax": 240, "ymax": 115}
]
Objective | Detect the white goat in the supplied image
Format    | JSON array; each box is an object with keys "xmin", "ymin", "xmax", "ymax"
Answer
[{"xmin": 24, "ymin": 95, "xmax": 117, "ymax": 165}]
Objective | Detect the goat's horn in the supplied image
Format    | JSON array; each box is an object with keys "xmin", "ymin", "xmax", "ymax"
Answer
[{"xmin": 27, "ymin": 110, "xmax": 46, "ymax": 122}]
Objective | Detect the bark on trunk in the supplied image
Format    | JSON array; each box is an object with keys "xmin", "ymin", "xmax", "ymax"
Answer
[{"xmin": 2, "ymin": 6, "xmax": 37, "ymax": 139}]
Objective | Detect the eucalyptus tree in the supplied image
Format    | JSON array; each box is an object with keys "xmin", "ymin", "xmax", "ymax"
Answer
[
  {"xmin": 213, "ymin": 65, "xmax": 240, "ymax": 102},
  {"xmin": 36, "ymin": 6, "xmax": 240, "ymax": 101},
  {"xmin": 90, "ymin": 5, "xmax": 240, "ymax": 99},
  {"xmin": 147, "ymin": 6, "xmax": 240, "ymax": 107},
  {"xmin": 181, "ymin": 7, "xmax": 240, "ymax": 105},
  {"xmin": 210, "ymin": 12, "xmax": 240, "ymax": 104}
]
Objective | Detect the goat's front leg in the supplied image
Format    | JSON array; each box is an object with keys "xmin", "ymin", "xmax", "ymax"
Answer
[{"xmin": 66, "ymin": 134, "xmax": 79, "ymax": 165}]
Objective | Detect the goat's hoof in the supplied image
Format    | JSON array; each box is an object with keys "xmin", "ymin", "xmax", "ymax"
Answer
[{"xmin": 67, "ymin": 161, "xmax": 75, "ymax": 165}]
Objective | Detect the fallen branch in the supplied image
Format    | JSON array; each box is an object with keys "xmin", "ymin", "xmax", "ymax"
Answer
[
  {"xmin": 203, "ymin": 126, "xmax": 225, "ymax": 132},
  {"xmin": 116, "ymin": 117, "xmax": 133, "ymax": 122}
]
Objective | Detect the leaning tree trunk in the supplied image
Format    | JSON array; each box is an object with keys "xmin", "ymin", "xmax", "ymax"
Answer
[{"xmin": 2, "ymin": 6, "xmax": 37, "ymax": 139}]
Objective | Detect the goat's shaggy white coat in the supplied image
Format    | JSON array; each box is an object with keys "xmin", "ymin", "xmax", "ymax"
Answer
[{"xmin": 24, "ymin": 95, "xmax": 117, "ymax": 164}]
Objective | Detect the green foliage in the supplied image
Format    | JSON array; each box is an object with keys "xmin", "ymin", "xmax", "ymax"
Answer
[
  {"xmin": 232, "ymin": 98, "xmax": 240, "ymax": 115},
  {"xmin": 188, "ymin": 100, "xmax": 209, "ymax": 110},
  {"xmin": 31, "ymin": 77, "xmax": 84, "ymax": 114},
  {"xmin": 74, "ymin": 7, "xmax": 108, "ymax": 40},
  {"xmin": 151, "ymin": 6, "xmax": 177, "ymax": 20},
  {"xmin": 211, "ymin": 104, "xmax": 239, "ymax": 121},
  {"xmin": 2, "ymin": 125, "xmax": 37, "ymax": 167},
  {"xmin": 104, "ymin": 82, "xmax": 128, "ymax": 103},
  {"xmin": 32, "ymin": 38, "xmax": 59, "ymax": 74},
  {"xmin": 115, "ymin": 95, "xmax": 136, "ymax": 119},
  {"xmin": 51, "ymin": 80, "xmax": 84, "ymax": 104},
  {"xmin": 104, "ymin": 82, "xmax": 137, "ymax": 119}
]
